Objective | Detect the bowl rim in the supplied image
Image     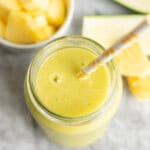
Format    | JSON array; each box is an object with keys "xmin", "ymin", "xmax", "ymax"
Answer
[{"xmin": 0, "ymin": 0, "xmax": 75, "ymax": 50}]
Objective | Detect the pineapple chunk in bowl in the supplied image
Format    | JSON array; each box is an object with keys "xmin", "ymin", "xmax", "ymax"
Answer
[{"xmin": 0, "ymin": 0, "xmax": 74, "ymax": 51}]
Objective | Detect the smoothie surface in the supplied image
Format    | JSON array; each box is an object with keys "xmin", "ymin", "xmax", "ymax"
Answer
[{"xmin": 36, "ymin": 48, "xmax": 110, "ymax": 117}]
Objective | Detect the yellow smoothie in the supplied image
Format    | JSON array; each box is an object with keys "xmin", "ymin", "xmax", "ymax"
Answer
[
  {"xmin": 36, "ymin": 47, "xmax": 110, "ymax": 117},
  {"xmin": 24, "ymin": 36, "xmax": 122, "ymax": 147}
]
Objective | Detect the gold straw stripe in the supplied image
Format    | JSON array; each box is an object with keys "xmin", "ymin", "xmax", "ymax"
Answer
[{"xmin": 122, "ymin": 32, "xmax": 138, "ymax": 44}]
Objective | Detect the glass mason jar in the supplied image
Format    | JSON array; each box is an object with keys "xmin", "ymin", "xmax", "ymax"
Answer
[{"xmin": 24, "ymin": 36, "xmax": 122, "ymax": 147}]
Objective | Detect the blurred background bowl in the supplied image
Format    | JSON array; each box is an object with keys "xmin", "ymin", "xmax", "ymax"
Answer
[{"xmin": 0, "ymin": 0, "xmax": 75, "ymax": 52}]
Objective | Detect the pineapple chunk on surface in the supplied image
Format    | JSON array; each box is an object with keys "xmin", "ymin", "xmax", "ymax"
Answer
[
  {"xmin": 114, "ymin": 42, "xmax": 150, "ymax": 77},
  {"xmin": 19, "ymin": 0, "xmax": 49, "ymax": 12},
  {"xmin": 4, "ymin": 11, "xmax": 54, "ymax": 44},
  {"xmin": 0, "ymin": 0, "xmax": 20, "ymax": 22},
  {"xmin": 47, "ymin": 0, "xmax": 66, "ymax": 27},
  {"xmin": 127, "ymin": 75, "xmax": 150, "ymax": 100}
]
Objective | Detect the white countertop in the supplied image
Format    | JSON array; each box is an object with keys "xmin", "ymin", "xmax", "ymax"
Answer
[{"xmin": 0, "ymin": 0, "xmax": 150, "ymax": 150}]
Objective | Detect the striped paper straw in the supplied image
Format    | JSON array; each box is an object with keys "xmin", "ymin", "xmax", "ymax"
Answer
[{"xmin": 77, "ymin": 15, "xmax": 150, "ymax": 79}]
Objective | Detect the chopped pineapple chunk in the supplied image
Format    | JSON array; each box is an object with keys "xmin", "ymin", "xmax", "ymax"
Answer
[
  {"xmin": 32, "ymin": 25, "xmax": 55, "ymax": 42},
  {"xmin": 0, "ymin": 0, "xmax": 20, "ymax": 23},
  {"xmin": 19, "ymin": 0, "xmax": 49, "ymax": 12},
  {"xmin": 47, "ymin": 0, "xmax": 66, "ymax": 27},
  {"xmin": 31, "ymin": 13, "xmax": 55, "ymax": 41},
  {"xmin": 30, "ymin": 10, "xmax": 48, "ymax": 26},
  {"xmin": 4, "ymin": 11, "xmax": 35, "ymax": 44},
  {"xmin": 128, "ymin": 75, "xmax": 150, "ymax": 100},
  {"xmin": 4, "ymin": 11, "xmax": 54, "ymax": 44}
]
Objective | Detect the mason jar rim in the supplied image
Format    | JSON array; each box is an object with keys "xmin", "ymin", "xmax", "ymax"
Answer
[{"xmin": 27, "ymin": 35, "xmax": 119, "ymax": 125}]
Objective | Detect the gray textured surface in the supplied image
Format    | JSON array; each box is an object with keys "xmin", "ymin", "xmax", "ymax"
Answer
[{"xmin": 0, "ymin": 0, "xmax": 150, "ymax": 150}]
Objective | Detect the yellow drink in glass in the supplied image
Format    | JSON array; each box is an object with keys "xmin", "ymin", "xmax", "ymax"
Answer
[{"xmin": 24, "ymin": 36, "xmax": 122, "ymax": 147}]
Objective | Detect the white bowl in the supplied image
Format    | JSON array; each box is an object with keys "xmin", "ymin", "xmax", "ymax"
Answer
[{"xmin": 0, "ymin": 0, "xmax": 75, "ymax": 51}]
